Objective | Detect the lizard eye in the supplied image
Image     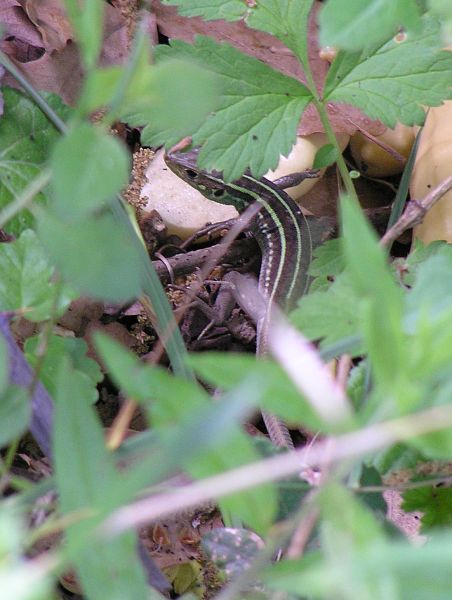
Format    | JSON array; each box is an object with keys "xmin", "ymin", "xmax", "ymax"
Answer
[
  {"xmin": 185, "ymin": 169, "xmax": 198, "ymax": 180},
  {"xmin": 213, "ymin": 189, "xmax": 225, "ymax": 198}
]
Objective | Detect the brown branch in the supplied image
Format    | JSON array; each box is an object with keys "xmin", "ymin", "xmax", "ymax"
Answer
[
  {"xmin": 151, "ymin": 238, "xmax": 258, "ymax": 283},
  {"xmin": 380, "ymin": 175, "xmax": 452, "ymax": 247}
]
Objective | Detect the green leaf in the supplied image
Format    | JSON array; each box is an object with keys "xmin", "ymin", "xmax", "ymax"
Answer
[
  {"xmin": 324, "ymin": 16, "xmax": 452, "ymax": 127},
  {"xmin": 245, "ymin": 0, "xmax": 315, "ymax": 65},
  {"xmin": 264, "ymin": 534, "xmax": 452, "ymax": 599},
  {"xmin": 54, "ymin": 359, "xmax": 149, "ymax": 600},
  {"xmin": 50, "ymin": 123, "xmax": 130, "ymax": 220},
  {"xmin": 0, "ymin": 88, "xmax": 71, "ymax": 235},
  {"xmin": 319, "ymin": 483, "xmax": 386, "ymax": 548},
  {"xmin": 25, "ymin": 334, "xmax": 102, "ymax": 403},
  {"xmin": 402, "ymin": 485, "xmax": 452, "ymax": 530},
  {"xmin": 290, "ymin": 272, "xmax": 362, "ymax": 350},
  {"xmin": 161, "ymin": 0, "xmax": 315, "ymax": 64},
  {"xmin": 122, "ymin": 59, "xmax": 220, "ymax": 148},
  {"xmin": 405, "ymin": 245, "xmax": 452, "ymax": 330},
  {"xmin": 188, "ymin": 352, "xmax": 324, "ymax": 430},
  {"xmin": 37, "ymin": 211, "xmax": 143, "ymax": 302},
  {"xmin": 372, "ymin": 443, "xmax": 422, "ymax": 476},
  {"xmin": 0, "ymin": 229, "xmax": 74, "ymax": 321},
  {"xmin": 313, "ymin": 143, "xmax": 338, "ymax": 169},
  {"xmin": 156, "ymin": 37, "xmax": 312, "ymax": 180},
  {"xmin": 307, "ymin": 238, "xmax": 345, "ymax": 292},
  {"xmin": 319, "ymin": 0, "xmax": 421, "ymax": 51},
  {"xmin": 309, "ymin": 238, "xmax": 344, "ymax": 278},
  {"xmin": 263, "ymin": 485, "xmax": 391, "ymax": 598},
  {"xmin": 0, "ymin": 386, "xmax": 30, "ymax": 448},
  {"xmin": 428, "ymin": 0, "xmax": 452, "ymax": 43},
  {"xmin": 340, "ymin": 196, "xmax": 406, "ymax": 389},
  {"xmin": 357, "ymin": 466, "xmax": 387, "ymax": 514}
]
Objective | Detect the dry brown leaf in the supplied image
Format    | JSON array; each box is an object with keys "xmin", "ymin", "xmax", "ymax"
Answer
[
  {"xmin": 0, "ymin": 0, "xmax": 44, "ymax": 49},
  {"xmin": 1, "ymin": 1, "xmax": 129, "ymax": 105},
  {"xmin": 20, "ymin": 0, "xmax": 73, "ymax": 53},
  {"xmin": 0, "ymin": 66, "xmax": 4, "ymax": 115},
  {"xmin": 152, "ymin": 1, "xmax": 385, "ymax": 137}
]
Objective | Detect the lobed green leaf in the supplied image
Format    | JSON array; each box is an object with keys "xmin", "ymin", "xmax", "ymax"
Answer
[
  {"xmin": 156, "ymin": 36, "xmax": 312, "ymax": 179},
  {"xmin": 324, "ymin": 16, "xmax": 452, "ymax": 127}
]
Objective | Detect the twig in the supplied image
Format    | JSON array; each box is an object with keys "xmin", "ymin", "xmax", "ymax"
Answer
[
  {"xmin": 101, "ymin": 402, "xmax": 452, "ymax": 536},
  {"xmin": 151, "ymin": 239, "xmax": 257, "ymax": 283},
  {"xmin": 380, "ymin": 175, "xmax": 452, "ymax": 247}
]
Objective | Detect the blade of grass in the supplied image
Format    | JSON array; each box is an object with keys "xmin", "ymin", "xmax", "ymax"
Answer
[{"xmin": 386, "ymin": 123, "xmax": 422, "ymax": 231}]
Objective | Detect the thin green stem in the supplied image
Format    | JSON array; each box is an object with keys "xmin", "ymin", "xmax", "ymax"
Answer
[
  {"xmin": 301, "ymin": 54, "xmax": 358, "ymax": 202},
  {"xmin": 4, "ymin": 438, "xmax": 20, "ymax": 471},
  {"xmin": 313, "ymin": 96, "xmax": 359, "ymax": 201}
]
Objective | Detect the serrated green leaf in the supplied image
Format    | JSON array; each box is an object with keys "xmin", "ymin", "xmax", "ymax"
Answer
[
  {"xmin": 245, "ymin": 0, "xmax": 314, "ymax": 65},
  {"xmin": 25, "ymin": 334, "xmax": 102, "ymax": 403},
  {"xmin": 0, "ymin": 88, "xmax": 71, "ymax": 235},
  {"xmin": 307, "ymin": 238, "xmax": 345, "ymax": 291},
  {"xmin": 37, "ymin": 211, "xmax": 142, "ymax": 302},
  {"xmin": 319, "ymin": 0, "xmax": 421, "ymax": 51},
  {"xmin": 0, "ymin": 229, "xmax": 74, "ymax": 321},
  {"xmin": 54, "ymin": 359, "xmax": 150, "ymax": 600},
  {"xmin": 324, "ymin": 16, "xmax": 452, "ymax": 127},
  {"xmin": 50, "ymin": 123, "xmax": 130, "ymax": 220},
  {"xmin": 156, "ymin": 37, "xmax": 312, "ymax": 180},
  {"xmin": 123, "ymin": 59, "xmax": 220, "ymax": 148},
  {"xmin": 0, "ymin": 386, "xmax": 30, "ymax": 448},
  {"xmin": 290, "ymin": 272, "xmax": 362, "ymax": 350},
  {"xmin": 402, "ymin": 485, "xmax": 452, "ymax": 530},
  {"xmin": 162, "ymin": 0, "xmax": 315, "ymax": 64},
  {"xmin": 309, "ymin": 238, "xmax": 344, "ymax": 277}
]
